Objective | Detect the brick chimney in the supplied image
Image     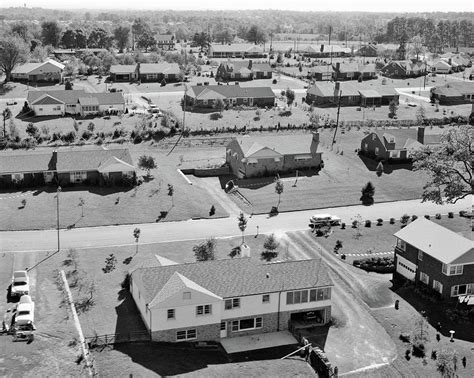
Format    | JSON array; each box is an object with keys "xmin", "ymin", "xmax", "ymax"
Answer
[
  {"xmin": 336, "ymin": 62, "xmax": 340, "ymax": 72},
  {"xmin": 248, "ymin": 60, "xmax": 253, "ymax": 70},
  {"xmin": 136, "ymin": 62, "xmax": 141, "ymax": 76},
  {"xmin": 312, "ymin": 131, "xmax": 320, "ymax": 144},
  {"xmin": 334, "ymin": 82, "xmax": 340, "ymax": 99},
  {"xmin": 417, "ymin": 126, "xmax": 425, "ymax": 144}
]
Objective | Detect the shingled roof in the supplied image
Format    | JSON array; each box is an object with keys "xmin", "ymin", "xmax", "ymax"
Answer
[
  {"xmin": 27, "ymin": 90, "xmax": 124, "ymax": 106},
  {"xmin": 133, "ymin": 257, "xmax": 333, "ymax": 304},
  {"xmin": 235, "ymin": 134, "xmax": 317, "ymax": 157},
  {"xmin": 189, "ymin": 84, "xmax": 275, "ymax": 100},
  {"xmin": 56, "ymin": 148, "xmax": 133, "ymax": 172},
  {"xmin": 0, "ymin": 150, "xmax": 54, "ymax": 174}
]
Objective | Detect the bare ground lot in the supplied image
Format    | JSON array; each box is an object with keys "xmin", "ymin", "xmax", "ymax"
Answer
[{"xmin": 0, "ymin": 146, "xmax": 228, "ymax": 231}]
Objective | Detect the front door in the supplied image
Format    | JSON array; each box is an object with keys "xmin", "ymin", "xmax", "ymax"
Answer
[
  {"xmin": 249, "ymin": 98, "xmax": 253, "ymax": 106},
  {"xmin": 220, "ymin": 321, "xmax": 227, "ymax": 338}
]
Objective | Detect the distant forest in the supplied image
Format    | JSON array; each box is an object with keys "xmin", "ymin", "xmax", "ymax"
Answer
[{"xmin": 0, "ymin": 8, "xmax": 472, "ymax": 49}]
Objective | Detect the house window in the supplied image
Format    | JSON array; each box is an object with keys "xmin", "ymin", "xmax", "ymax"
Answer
[
  {"xmin": 364, "ymin": 143, "xmax": 368, "ymax": 151},
  {"xmin": 451, "ymin": 284, "xmax": 473, "ymax": 297},
  {"xmin": 220, "ymin": 321, "xmax": 226, "ymax": 331},
  {"xmin": 196, "ymin": 304, "xmax": 212, "ymax": 316},
  {"xmin": 442, "ymin": 264, "xmax": 463, "ymax": 276},
  {"xmin": 72, "ymin": 171, "xmax": 86, "ymax": 183},
  {"xmin": 183, "ymin": 292, "xmax": 191, "ymax": 300},
  {"xmin": 418, "ymin": 250, "xmax": 423, "ymax": 261},
  {"xmin": 433, "ymin": 280, "xmax": 443, "ymax": 294},
  {"xmin": 167, "ymin": 309, "xmax": 175, "ymax": 319},
  {"xmin": 225, "ymin": 298, "xmax": 240, "ymax": 310},
  {"xmin": 372, "ymin": 134, "xmax": 376, "ymax": 141},
  {"xmin": 262, "ymin": 294, "xmax": 270, "ymax": 303},
  {"xmin": 231, "ymin": 317, "xmax": 263, "ymax": 332},
  {"xmin": 287, "ymin": 288, "xmax": 331, "ymax": 305},
  {"xmin": 176, "ymin": 329, "xmax": 196, "ymax": 341},
  {"xmin": 12, "ymin": 173, "xmax": 24, "ymax": 182},
  {"xmin": 396, "ymin": 239, "xmax": 406, "ymax": 251},
  {"xmin": 375, "ymin": 147, "xmax": 379, "ymax": 155},
  {"xmin": 420, "ymin": 272, "xmax": 429, "ymax": 285}
]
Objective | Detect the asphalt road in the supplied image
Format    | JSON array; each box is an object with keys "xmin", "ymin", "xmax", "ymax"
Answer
[{"xmin": 1, "ymin": 197, "xmax": 471, "ymax": 253}]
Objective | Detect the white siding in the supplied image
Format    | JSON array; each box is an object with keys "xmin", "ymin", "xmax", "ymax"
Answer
[
  {"xmin": 32, "ymin": 104, "xmax": 64, "ymax": 116},
  {"xmin": 396, "ymin": 255, "xmax": 417, "ymax": 281}
]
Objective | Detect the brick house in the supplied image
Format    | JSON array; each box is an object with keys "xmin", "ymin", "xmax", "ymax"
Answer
[
  {"xmin": 185, "ymin": 84, "xmax": 275, "ymax": 109},
  {"xmin": 109, "ymin": 65, "xmax": 138, "ymax": 82},
  {"xmin": 11, "ymin": 59, "xmax": 64, "ymax": 83},
  {"xmin": 307, "ymin": 65, "xmax": 334, "ymax": 81},
  {"xmin": 380, "ymin": 60, "xmax": 428, "ymax": 79},
  {"xmin": 208, "ymin": 44, "xmax": 265, "ymax": 58},
  {"xmin": 215, "ymin": 60, "xmax": 272, "ymax": 82},
  {"xmin": 156, "ymin": 34, "xmax": 175, "ymax": 50},
  {"xmin": 226, "ymin": 133, "xmax": 322, "ymax": 178},
  {"xmin": 332, "ymin": 62, "xmax": 376, "ymax": 81},
  {"xmin": 393, "ymin": 218, "xmax": 473, "ymax": 301},
  {"xmin": 27, "ymin": 90, "xmax": 125, "ymax": 117},
  {"xmin": 0, "ymin": 147, "xmax": 136, "ymax": 189},
  {"xmin": 306, "ymin": 82, "xmax": 360, "ymax": 107},
  {"xmin": 137, "ymin": 63, "xmax": 181, "ymax": 82},
  {"xmin": 301, "ymin": 44, "xmax": 350, "ymax": 58},
  {"xmin": 130, "ymin": 255, "xmax": 333, "ymax": 343},
  {"xmin": 430, "ymin": 82, "xmax": 474, "ymax": 105},
  {"xmin": 359, "ymin": 127, "xmax": 442, "ymax": 162}
]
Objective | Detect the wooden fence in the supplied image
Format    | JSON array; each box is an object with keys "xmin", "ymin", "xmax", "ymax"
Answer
[{"xmin": 85, "ymin": 330, "xmax": 150, "ymax": 349}]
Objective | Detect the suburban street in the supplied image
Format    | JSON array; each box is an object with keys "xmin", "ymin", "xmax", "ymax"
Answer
[{"xmin": 1, "ymin": 196, "xmax": 471, "ymax": 253}]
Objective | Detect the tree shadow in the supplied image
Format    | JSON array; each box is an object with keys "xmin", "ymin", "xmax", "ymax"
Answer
[{"xmin": 358, "ymin": 154, "xmax": 413, "ymax": 174}]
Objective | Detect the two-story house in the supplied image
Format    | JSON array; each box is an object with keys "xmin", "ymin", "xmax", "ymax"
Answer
[
  {"xmin": 156, "ymin": 34, "xmax": 175, "ymax": 50},
  {"xmin": 226, "ymin": 133, "xmax": 322, "ymax": 178},
  {"xmin": 393, "ymin": 218, "xmax": 473, "ymax": 300},
  {"xmin": 130, "ymin": 256, "xmax": 333, "ymax": 343}
]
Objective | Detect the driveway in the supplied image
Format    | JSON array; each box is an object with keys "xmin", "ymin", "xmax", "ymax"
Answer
[{"xmin": 0, "ymin": 196, "xmax": 471, "ymax": 253}]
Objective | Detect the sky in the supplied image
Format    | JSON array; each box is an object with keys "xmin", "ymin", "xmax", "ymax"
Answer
[{"xmin": 3, "ymin": 0, "xmax": 474, "ymax": 12}]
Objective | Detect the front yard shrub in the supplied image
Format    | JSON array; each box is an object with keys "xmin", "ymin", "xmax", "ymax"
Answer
[
  {"xmin": 365, "ymin": 220, "xmax": 371, "ymax": 227},
  {"xmin": 390, "ymin": 218, "xmax": 395, "ymax": 224},
  {"xmin": 210, "ymin": 112, "xmax": 222, "ymax": 120},
  {"xmin": 352, "ymin": 220, "xmax": 359, "ymax": 228},
  {"xmin": 424, "ymin": 215, "xmax": 430, "ymax": 219},
  {"xmin": 411, "ymin": 215, "xmax": 418, "ymax": 221},
  {"xmin": 278, "ymin": 110, "xmax": 292, "ymax": 117},
  {"xmin": 353, "ymin": 256, "xmax": 395, "ymax": 273},
  {"xmin": 340, "ymin": 222, "xmax": 346, "ymax": 229},
  {"xmin": 412, "ymin": 340, "xmax": 426, "ymax": 358},
  {"xmin": 459, "ymin": 210, "xmax": 468, "ymax": 217},
  {"xmin": 435, "ymin": 213, "xmax": 441, "ymax": 219},
  {"xmin": 272, "ymin": 79, "xmax": 277, "ymax": 84},
  {"xmin": 448, "ymin": 212, "xmax": 454, "ymax": 218},
  {"xmin": 400, "ymin": 214, "xmax": 410, "ymax": 224},
  {"xmin": 376, "ymin": 218, "xmax": 383, "ymax": 226}
]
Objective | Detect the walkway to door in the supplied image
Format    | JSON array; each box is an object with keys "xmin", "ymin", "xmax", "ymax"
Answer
[{"xmin": 220, "ymin": 331, "xmax": 297, "ymax": 354}]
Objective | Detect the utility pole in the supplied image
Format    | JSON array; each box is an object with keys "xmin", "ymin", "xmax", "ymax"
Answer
[
  {"xmin": 56, "ymin": 186, "xmax": 61, "ymax": 252},
  {"xmin": 332, "ymin": 91, "xmax": 342, "ymax": 145}
]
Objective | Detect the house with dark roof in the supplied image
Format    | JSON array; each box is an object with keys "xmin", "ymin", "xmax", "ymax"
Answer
[
  {"xmin": 332, "ymin": 62, "xmax": 376, "ymax": 81},
  {"xmin": 137, "ymin": 62, "xmax": 181, "ymax": 82},
  {"xmin": 301, "ymin": 44, "xmax": 350, "ymax": 58},
  {"xmin": 226, "ymin": 133, "xmax": 322, "ymax": 178},
  {"xmin": 27, "ymin": 90, "xmax": 125, "ymax": 117},
  {"xmin": 208, "ymin": 44, "xmax": 265, "ymax": 58},
  {"xmin": 360, "ymin": 127, "xmax": 443, "ymax": 162},
  {"xmin": 430, "ymin": 82, "xmax": 474, "ymax": 105},
  {"xmin": 306, "ymin": 82, "xmax": 360, "ymax": 107},
  {"xmin": 185, "ymin": 84, "xmax": 275, "ymax": 109},
  {"xmin": 109, "ymin": 65, "xmax": 138, "ymax": 82},
  {"xmin": 130, "ymin": 255, "xmax": 333, "ymax": 342},
  {"xmin": 156, "ymin": 34, "xmax": 175, "ymax": 50},
  {"xmin": 380, "ymin": 60, "xmax": 427, "ymax": 78},
  {"xmin": 216, "ymin": 60, "xmax": 272, "ymax": 82},
  {"xmin": 11, "ymin": 59, "xmax": 65, "ymax": 83},
  {"xmin": 307, "ymin": 65, "xmax": 334, "ymax": 81},
  {"xmin": 0, "ymin": 147, "xmax": 135, "ymax": 189},
  {"xmin": 393, "ymin": 218, "xmax": 473, "ymax": 301},
  {"xmin": 431, "ymin": 60, "xmax": 453, "ymax": 74}
]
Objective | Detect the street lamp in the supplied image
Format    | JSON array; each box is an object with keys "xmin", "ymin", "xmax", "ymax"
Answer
[{"xmin": 57, "ymin": 186, "xmax": 61, "ymax": 252}]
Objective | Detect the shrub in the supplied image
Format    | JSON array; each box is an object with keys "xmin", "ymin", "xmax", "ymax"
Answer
[
  {"xmin": 365, "ymin": 220, "xmax": 371, "ymax": 227},
  {"xmin": 376, "ymin": 218, "xmax": 383, "ymax": 226},
  {"xmin": 400, "ymin": 214, "xmax": 410, "ymax": 224},
  {"xmin": 448, "ymin": 212, "xmax": 454, "ymax": 218},
  {"xmin": 435, "ymin": 213, "xmax": 441, "ymax": 219},
  {"xmin": 411, "ymin": 215, "xmax": 418, "ymax": 221},
  {"xmin": 399, "ymin": 333, "xmax": 411, "ymax": 343},
  {"xmin": 390, "ymin": 218, "xmax": 395, "ymax": 224},
  {"xmin": 87, "ymin": 122, "xmax": 95, "ymax": 132},
  {"xmin": 272, "ymin": 79, "xmax": 277, "ymax": 84},
  {"xmin": 424, "ymin": 215, "xmax": 430, "ymax": 219},
  {"xmin": 459, "ymin": 210, "xmax": 467, "ymax": 217},
  {"xmin": 340, "ymin": 222, "xmax": 346, "ymax": 229},
  {"xmin": 352, "ymin": 220, "xmax": 359, "ymax": 228},
  {"xmin": 210, "ymin": 112, "xmax": 222, "ymax": 120}
]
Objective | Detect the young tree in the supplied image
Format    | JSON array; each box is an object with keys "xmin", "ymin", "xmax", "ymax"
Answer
[
  {"xmin": 167, "ymin": 184, "xmax": 174, "ymax": 207},
  {"xmin": 133, "ymin": 228, "xmax": 140, "ymax": 255},
  {"xmin": 78, "ymin": 197, "xmax": 85, "ymax": 217},
  {"xmin": 360, "ymin": 181, "xmax": 375, "ymax": 205},
  {"xmin": 275, "ymin": 179, "xmax": 284, "ymax": 208},
  {"xmin": 412, "ymin": 126, "xmax": 472, "ymax": 204},
  {"xmin": 26, "ymin": 123, "xmax": 39, "ymax": 138},
  {"xmin": 138, "ymin": 155, "xmax": 157, "ymax": 177},
  {"xmin": 0, "ymin": 36, "xmax": 29, "ymax": 82},
  {"xmin": 285, "ymin": 88, "xmax": 295, "ymax": 105},
  {"xmin": 416, "ymin": 104, "xmax": 426, "ymax": 125},
  {"xmin": 388, "ymin": 100, "xmax": 398, "ymax": 118},
  {"xmin": 193, "ymin": 238, "xmax": 216, "ymax": 261},
  {"xmin": 214, "ymin": 98, "xmax": 225, "ymax": 114},
  {"xmin": 2, "ymin": 108, "xmax": 12, "ymax": 136},
  {"xmin": 237, "ymin": 212, "xmax": 248, "ymax": 245},
  {"xmin": 376, "ymin": 161, "xmax": 384, "ymax": 176},
  {"xmin": 261, "ymin": 233, "xmax": 280, "ymax": 261},
  {"xmin": 65, "ymin": 79, "xmax": 73, "ymax": 90}
]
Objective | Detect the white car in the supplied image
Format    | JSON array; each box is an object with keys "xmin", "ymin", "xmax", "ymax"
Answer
[
  {"xmin": 309, "ymin": 214, "xmax": 342, "ymax": 226},
  {"xmin": 11, "ymin": 270, "xmax": 30, "ymax": 297},
  {"xmin": 15, "ymin": 295, "xmax": 35, "ymax": 327},
  {"xmin": 148, "ymin": 105, "xmax": 163, "ymax": 116}
]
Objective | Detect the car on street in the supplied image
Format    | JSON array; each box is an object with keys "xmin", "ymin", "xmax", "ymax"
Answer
[
  {"xmin": 148, "ymin": 104, "xmax": 163, "ymax": 116},
  {"xmin": 15, "ymin": 295, "xmax": 35, "ymax": 327},
  {"xmin": 309, "ymin": 213, "xmax": 342, "ymax": 226},
  {"xmin": 11, "ymin": 270, "xmax": 30, "ymax": 297}
]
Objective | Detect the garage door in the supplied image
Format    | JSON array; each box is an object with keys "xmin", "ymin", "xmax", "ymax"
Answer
[{"xmin": 396, "ymin": 255, "xmax": 417, "ymax": 281}]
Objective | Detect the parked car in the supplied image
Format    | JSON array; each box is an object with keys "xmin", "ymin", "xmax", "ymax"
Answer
[
  {"xmin": 309, "ymin": 213, "xmax": 341, "ymax": 226},
  {"xmin": 11, "ymin": 270, "xmax": 30, "ymax": 297},
  {"xmin": 15, "ymin": 295, "xmax": 35, "ymax": 327},
  {"xmin": 148, "ymin": 104, "xmax": 163, "ymax": 116}
]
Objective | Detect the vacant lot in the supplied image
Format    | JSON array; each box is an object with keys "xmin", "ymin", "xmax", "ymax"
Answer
[{"xmin": 0, "ymin": 146, "xmax": 228, "ymax": 231}]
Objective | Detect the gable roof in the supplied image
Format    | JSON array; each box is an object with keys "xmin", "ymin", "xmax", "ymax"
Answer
[
  {"xmin": 375, "ymin": 129, "xmax": 418, "ymax": 149},
  {"xmin": 149, "ymin": 272, "xmax": 222, "ymax": 308},
  {"xmin": 308, "ymin": 65, "xmax": 334, "ymax": 74},
  {"xmin": 220, "ymin": 61, "xmax": 271, "ymax": 73},
  {"xmin": 56, "ymin": 147, "xmax": 133, "ymax": 172},
  {"xmin": 97, "ymin": 156, "xmax": 135, "ymax": 173},
  {"xmin": 33, "ymin": 94, "xmax": 64, "ymax": 105},
  {"xmin": 189, "ymin": 85, "xmax": 275, "ymax": 100},
  {"xmin": 11, "ymin": 59, "xmax": 64, "ymax": 74},
  {"xmin": 210, "ymin": 44, "xmax": 263, "ymax": 53},
  {"xmin": 234, "ymin": 134, "xmax": 317, "ymax": 157},
  {"xmin": 27, "ymin": 90, "xmax": 124, "ymax": 106},
  {"xmin": 109, "ymin": 65, "xmax": 136, "ymax": 74},
  {"xmin": 139, "ymin": 63, "xmax": 180, "ymax": 75},
  {"xmin": 394, "ymin": 218, "xmax": 473, "ymax": 265},
  {"xmin": 28, "ymin": 90, "xmax": 86, "ymax": 105},
  {"xmin": 307, "ymin": 82, "xmax": 360, "ymax": 97},
  {"xmin": 0, "ymin": 150, "xmax": 55, "ymax": 174},
  {"xmin": 432, "ymin": 82, "xmax": 474, "ymax": 97},
  {"xmin": 134, "ymin": 257, "xmax": 333, "ymax": 304}
]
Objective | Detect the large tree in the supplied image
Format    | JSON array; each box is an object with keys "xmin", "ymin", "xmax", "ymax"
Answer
[
  {"xmin": 61, "ymin": 29, "xmax": 76, "ymax": 49},
  {"xmin": 11, "ymin": 22, "xmax": 30, "ymax": 43},
  {"xmin": 113, "ymin": 25, "xmax": 130, "ymax": 52},
  {"xmin": 41, "ymin": 21, "xmax": 62, "ymax": 47},
  {"xmin": 75, "ymin": 29, "xmax": 87, "ymax": 49},
  {"xmin": 192, "ymin": 32, "xmax": 210, "ymax": 51},
  {"xmin": 246, "ymin": 25, "xmax": 266, "ymax": 45},
  {"xmin": 412, "ymin": 126, "xmax": 472, "ymax": 204},
  {"xmin": 0, "ymin": 36, "xmax": 29, "ymax": 82},
  {"xmin": 87, "ymin": 28, "xmax": 111, "ymax": 49},
  {"xmin": 136, "ymin": 32, "xmax": 156, "ymax": 52}
]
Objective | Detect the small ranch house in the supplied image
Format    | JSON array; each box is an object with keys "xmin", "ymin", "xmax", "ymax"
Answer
[
  {"xmin": 216, "ymin": 60, "xmax": 272, "ymax": 82},
  {"xmin": 226, "ymin": 133, "xmax": 322, "ymax": 178},
  {"xmin": 208, "ymin": 44, "xmax": 265, "ymax": 58},
  {"xmin": 430, "ymin": 82, "xmax": 474, "ymax": 105},
  {"xmin": 130, "ymin": 256, "xmax": 333, "ymax": 343},
  {"xmin": 11, "ymin": 59, "xmax": 64, "ymax": 83}
]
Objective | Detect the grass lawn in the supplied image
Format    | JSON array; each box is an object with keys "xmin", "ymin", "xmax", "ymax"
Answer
[
  {"xmin": 0, "ymin": 146, "xmax": 228, "ymax": 231},
  {"xmin": 229, "ymin": 128, "xmax": 432, "ymax": 215}
]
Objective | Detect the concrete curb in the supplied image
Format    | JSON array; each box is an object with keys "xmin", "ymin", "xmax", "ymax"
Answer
[{"xmin": 60, "ymin": 270, "xmax": 95, "ymax": 376}]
